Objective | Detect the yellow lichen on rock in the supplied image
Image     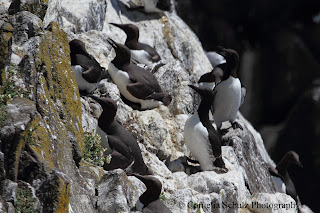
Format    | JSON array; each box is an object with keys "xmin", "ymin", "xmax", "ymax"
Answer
[
  {"xmin": 27, "ymin": 114, "xmax": 55, "ymax": 171},
  {"xmin": 56, "ymin": 177, "xmax": 71, "ymax": 213},
  {"xmin": 34, "ymin": 22, "xmax": 84, "ymax": 156},
  {"xmin": 0, "ymin": 18, "xmax": 13, "ymax": 85}
]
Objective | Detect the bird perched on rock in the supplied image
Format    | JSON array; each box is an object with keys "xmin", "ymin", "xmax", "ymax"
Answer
[
  {"xmin": 89, "ymin": 95, "xmax": 151, "ymax": 175},
  {"xmin": 268, "ymin": 151, "xmax": 303, "ymax": 205},
  {"xmin": 131, "ymin": 174, "xmax": 172, "ymax": 213},
  {"xmin": 107, "ymin": 38, "xmax": 171, "ymax": 110},
  {"xmin": 164, "ymin": 154, "xmax": 201, "ymax": 175},
  {"xmin": 211, "ymin": 47, "xmax": 244, "ymax": 133},
  {"xmin": 110, "ymin": 23, "xmax": 161, "ymax": 65},
  {"xmin": 69, "ymin": 39, "xmax": 107, "ymax": 94},
  {"xmin": 126, "ymin": 0, "xmax": 171, "ymax": 13},
  {"xmin": 184, "ymin": 85, "xmax": 227, "ymax": 172}
]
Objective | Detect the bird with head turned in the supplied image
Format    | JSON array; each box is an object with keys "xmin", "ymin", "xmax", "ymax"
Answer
[
  {"xmin": 210, "ymin": 46, "xmax": 244, "ymax": 134},
  {"xmin": 110, "ymin": 23, "xmax": 161, "ymax": 65},
  {"xmin": 107, "ymin": 38, "xmax": 171, "ymax": 110},
  {"xmin": 69, "ymin": 39, "xmax": 107, "ymax": 94}
]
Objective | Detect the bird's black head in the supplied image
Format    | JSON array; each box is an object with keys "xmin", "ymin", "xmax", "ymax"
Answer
[
  {"xmin": 283, "ymin": 151, "xmax": 303, "ymax": 168},
  {"xmin": 89, "ymin": 95, "xmax": 117, "ymax": 125},
  {"xmin": 132, "ymin": 174, "xmax": 162, "ymax": 205},
  {"xmin": 107, "ymin": 38, "xmax": 131, "ymax": 67},
  {"xmin": 216, "ymin": 46, "xmax": 239, "ymax": 80},
  {"xmin": 110, "ymin": 23, "xmax": 139, "ymax": 43},
  {"xmin": 189, "ymin": 85, "xmax": 216, "ymax": 104},
  {"xmin": 69, "ymin": 39, "xmax": 89, "ymax": 55},
  {"xmin": 198, "ymin": 67, "xmax": 224, "ymax": 84}
]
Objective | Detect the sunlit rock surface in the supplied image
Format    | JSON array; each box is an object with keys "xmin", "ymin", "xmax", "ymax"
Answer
[{"xmin": 0, "ymin": 0, "xmax": 314, "ymax": 212}]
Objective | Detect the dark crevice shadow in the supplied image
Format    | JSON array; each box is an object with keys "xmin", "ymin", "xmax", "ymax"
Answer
[{"xmin": 111, "ymin": 0, "xmax": 163, "ymax": 23}]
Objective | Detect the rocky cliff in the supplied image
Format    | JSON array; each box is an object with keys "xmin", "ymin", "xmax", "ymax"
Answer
[
  {"xmin": 173, "ymin": 1, "xmax": 320, "ymax": 211},
  {"xmin": 0, "ymin": 0, "xmax": 314, "ymax": 212}
]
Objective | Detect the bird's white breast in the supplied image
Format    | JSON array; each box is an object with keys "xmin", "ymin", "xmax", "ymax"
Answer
[
  {"xmin": 108, "ymin": 63, "xmax": 159, "ymax": 109},
  {"xmin": 272, "ymin": 176, "xmax": 286, "ymax": 193},
  {"xmin": 72, "ymin": 65, "xmax": 97, "ymax": 93},
  {"xmin": 240, "ymin": 86, "xmax": 246, "ymax": 106},
  {"xmin": 108, "ymin": 63, "xmax": 140, "ymax": 102},
  {"xmin": 213, "ymin": 76, "xmax": 241, "ymax": 128},
  {"xmin": 184, "ymin": 113, "xmax": 215, "ymax": 171},
  {"xmin": 130, "ymin": 49, "xmax": 152, "ymax": 65}
]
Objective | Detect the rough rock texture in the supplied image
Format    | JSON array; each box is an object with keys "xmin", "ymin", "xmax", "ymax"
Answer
[
  {"xmin": 1, "ymin": 8, "xmax": 99, "ymax": 213},
  {"xmin": 8, "ymin": 0, "xmax": 49, "ymax": 20},
  {"xmin": 246, "ymin": 193, "xmax": 297, "ymax": 213},
  {"xmin": 44, "ymin": 0, "xmax": 107, "ymax": 33},
  {"xmin": 0, "ymin": 0, "xmax": 314, "ymax": 213},
  {"xmin": 0, "ymin": 13, "xmax": 13, "ymax": 85}
]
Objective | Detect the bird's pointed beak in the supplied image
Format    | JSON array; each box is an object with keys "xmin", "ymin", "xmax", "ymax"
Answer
[
  {"xmin": 88, "ymin": 95, "xmax": 101, "ymax": 103},
  {"xmin": 188, "ymin": 84, "xmax": 197, "ymax": 90},
  {"xmin": 132, "ymin": 173, "xmax": 148, "ymax": 184},
  {"xmin": 107, "ymin": 38, "xmax": 118, "ymax": 49},
  {"xmin": 188, "ymin": 84, "xmax": 206, "ymax": 96},
  {"xmin": 109, "ymin": 22, "xmax": 122, "ymax": 29},
  {"xmin": 296, "ymin": 160, "xmax": 303, "ymax": 168}
]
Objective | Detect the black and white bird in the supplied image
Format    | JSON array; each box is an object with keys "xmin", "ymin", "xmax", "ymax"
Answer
[
  {"xmin": 131, "ymin": 174, "xmax": 172, "ymax": 213},
  {"xmin": 89, "ymin": 95, "xmax": 151, "ymax": 175},
  {"xmin": 211, "ymin": 47, "xmax": 244, "ymax": 132},
  {"xmin": 110, "ymin": 23, "xmax": 161, "ymax": 65},
  {"xmin": 164, "ymin": 154, "xmax": 201, "ymax": 175},
  {"xmin": 268, "ymin": 151, "xmax": 303, "ymax": 204},
  {"xmin": 69, "ymin": 39, "xmax": 107, "ymax": 94},
  {"xmin": 107, "ymin": 38, "xmax": 171, "ymax": 110},
  {"xmin": 184, "ymin": 85, "xmax": 227, "ymax": 172}
]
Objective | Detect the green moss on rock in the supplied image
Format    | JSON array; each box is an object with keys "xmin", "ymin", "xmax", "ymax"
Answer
[
  {"xmin": 0, "ymin": 18, "xmax": 13, "ymax": 85},
  {"xmin": 16, "ymin": 186, "xmax": 37, "ymax": 213},
  {"xmin": 36, "ymin": 22, "xmax": 84, "ymax": 153}
]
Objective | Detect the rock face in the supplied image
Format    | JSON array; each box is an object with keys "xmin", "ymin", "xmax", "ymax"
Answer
[{"xmin": 0, "ymin": 0, "xmax": 314, "ymax": 213}]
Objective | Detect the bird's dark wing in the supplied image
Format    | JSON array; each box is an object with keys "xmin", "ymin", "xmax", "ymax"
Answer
[
  {"xmin": 82, "ymin": 67, "xmax": 103, "ymax": 83},
  {"xmin": 138, "ymin": 43, "xmax": 161, "ymax": 62},
  {"xmin": 71, "ymin": 53, "xmax": 101, "ymax": 68},
  {"xmin": 126, "ymin": 82, "xmax": 154, "ymax": 99},
  {"xmin": 107, "ymin": 135, "xmax": 133, "ymax": 160},
  {"xmin": 268, "ymin": 163, "xmax": 284, "ymax": 179}
]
